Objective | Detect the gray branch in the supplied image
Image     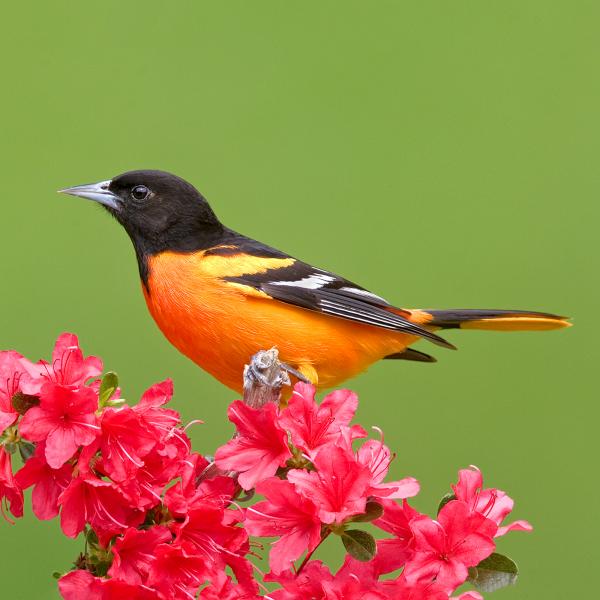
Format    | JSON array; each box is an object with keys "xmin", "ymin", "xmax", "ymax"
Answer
[{"xmin": 242, "ymin": 347, "xmax": 290, "ymax": 408}]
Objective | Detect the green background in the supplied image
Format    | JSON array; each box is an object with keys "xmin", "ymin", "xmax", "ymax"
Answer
[{"xmin": 0, "ymin": 2, "xmax": 596, "ymax": 598}]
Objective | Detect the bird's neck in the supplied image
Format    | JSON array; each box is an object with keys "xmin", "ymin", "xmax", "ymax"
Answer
[{"xmin": 129, "ymin": 221, "xmax": 229, "ymax": 289}]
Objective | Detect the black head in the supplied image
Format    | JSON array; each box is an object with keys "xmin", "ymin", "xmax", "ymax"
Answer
[{"xmin": 60, "ymin": 169, "xmax": 226, "ymax": 264}]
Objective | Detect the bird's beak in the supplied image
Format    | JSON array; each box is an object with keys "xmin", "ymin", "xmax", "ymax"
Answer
[{"xmin": 58, "ymin": 180, "xmax": 120, "ymax": 211}]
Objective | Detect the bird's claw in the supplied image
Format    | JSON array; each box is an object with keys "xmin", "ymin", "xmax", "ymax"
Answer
[{"xmin": 279, "ymin": 362, "xmax": 311, "ymax": 384}]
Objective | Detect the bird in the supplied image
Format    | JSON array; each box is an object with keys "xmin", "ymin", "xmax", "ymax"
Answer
[{"xmin": 60, "ymin": 170, "xmax": 570, "ymax": 394}]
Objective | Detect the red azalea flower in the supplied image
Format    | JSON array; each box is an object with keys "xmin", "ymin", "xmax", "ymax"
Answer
[
  {"xmin": 287, "ymin": 443, "xmax": 371, "ymax": 524},
  {"xmin": 356, "ymin": 439, "xmax": 420, "ymax": 500},
  {"xmin": 146, "ymin": 543, "xmax": 208, "ymax": 599},
  {"xmin": 164, "ymin": 453, "xmax": 236, "ymax": 519},
  {"xmin": 279, "ymin": 383, "xmax": 366, "ymax": 458},
  {"xmin": 404, "ymin": 500, "xmax": 497, "ymax": 592},
  {"xmin": 133, "ymin": 380, "xmax": 188, "ymax": 458},
  {"xmin": 79, "ymin": 405, "xmax": 157, "ymax": 482},
  {"xmin": 321, "ymin": 574, "xmax": 387, "ymax": 599},
  {"xmin": 266, "ymin": 560, "xmax": 333, "ymax": 600},
  {"xmin": 19, "ymin": 383, "xmax": 99, "ymax": 468},
  {"xmin": 166, "ymin": 462, "xmax": 236, "ymax": 517},
  {"xmin": 245, "ymin": 477, "xmax": 321, "ymax": 574},
  {"xmin": 173, "ymin": 452, "xmax": 210, "ymax": 494},
  {"xmin": 58, "ymin": 475, "xmax": 141, "ymax": 542},
  {"xmin": 23, "ymin": 333, "xmax": 102, "ymax": 393},
  {"xmin": 15, "ymin": 442, "xmax": 71, "ymax": 519},
  {"xmin": 117, "ymin": 448, "xmax": 184, "ymax": 513},
  {"xmin": 0, "ymin": 350, "xmax": 38, "ymax": 433},
  {"xmin": 58, "ymin": 569, "xmax": 159, "ymax": 599},
  {"xmin": 174, "ymin": 505, "xmax": 253, "ymax": 589},
  {"xmin": 199, "ymin": 570, "xmax": 260, "ymax": 599},
  {"xmin": 268, "ymin": 560, "xmax": 389, "ymax": 600},
  {"xmin": 372, "ymin": 499, "xmax": 423, "ymax": 572},
  {"xmin": 108, "ymin": 526, "xmax": 172, "ymax": 585},
  {"xmin": 214, "ymin": 400, "xmax": 291, "ymax": 490},
  {"xmin": 0, "ymin": 446, "xmax": 23, "ymax": 520},
  {"xmin": 338, "ymin": 551, "xmax": 450, "ymax": 598},
  {"xmin": 452, "ymin": 467, "xmax": 533, "ymax": 537},
  {"xmin": 174, "ymin": 503, "xmax": 246, "ymax": 559},
  {"xmin": 333, "ymin": 551, "xmax": 389, "ymax": 593},
  {"xmin": 379, "ymin": 576, "xmax": 449, "ymax": 600}
]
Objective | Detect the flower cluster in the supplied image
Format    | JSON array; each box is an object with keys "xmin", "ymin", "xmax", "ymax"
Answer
[{"xmin": 0, "ymin": 334, "xmax": 531, "ymax": 599}]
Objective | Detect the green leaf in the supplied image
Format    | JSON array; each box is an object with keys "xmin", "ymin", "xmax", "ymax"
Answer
[
  {"xmin": 437, "ymin": 492, "xmax": 455, "ymax": 514},
  {"xmin": 341, "ymin": 529, "xmax": 376, "ymax": 562},
  {"xmin": 98, "ymin": 371, "xmax": 119, "ymax": 407},
  {"xmin": 85, "ymin": 528, "xmax": 99, "ymax": 548},
  {"xmin": 11, "ymin": 392, "xmax": 40, "ymax": 414},
  {"xmin": 18, "ymin": 440, "xmax": 36, "ymax": 461},
  {"xmin": 3, "ymin": 442, "xmax": 17, "ymax": 455},
  {"xmin": 468, "ymin": 552, "xmax": 519, "ymax": 592},
  {"xmin": 350, "ymin": 501, "xmax": 384, "ymax": 523}
]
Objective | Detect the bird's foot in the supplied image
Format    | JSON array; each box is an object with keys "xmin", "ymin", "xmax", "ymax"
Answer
[{"xmin": 279, "ymin": 362, "xmax": 311, "ymax": 384}]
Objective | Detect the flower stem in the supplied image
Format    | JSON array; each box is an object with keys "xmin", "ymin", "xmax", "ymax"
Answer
[{"xmin": 296, "ymin": 529, "xmax": 332, "ymax": 576}]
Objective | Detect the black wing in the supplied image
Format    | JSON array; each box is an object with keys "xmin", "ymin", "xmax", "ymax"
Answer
[{"xmin": 222, "ymin": 241, "xmax": 454, "ymax": 349}]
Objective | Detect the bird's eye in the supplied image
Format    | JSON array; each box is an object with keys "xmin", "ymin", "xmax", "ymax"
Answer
[{"xmin": 131, "ymin": 185, "xmax": 150, "ymax": 200}]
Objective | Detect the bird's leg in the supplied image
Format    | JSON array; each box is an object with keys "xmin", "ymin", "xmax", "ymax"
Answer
[{"xmin": 279, "ymin": 362, "xmax": 311, "ymax": 384}]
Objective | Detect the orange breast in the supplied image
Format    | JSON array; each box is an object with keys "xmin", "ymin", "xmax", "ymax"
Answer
[{"xmin": 143, "ymin": 251, "xmax": 416, "ymax": 393}]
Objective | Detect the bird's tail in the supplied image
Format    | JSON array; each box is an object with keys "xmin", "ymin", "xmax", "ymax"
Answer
[{"xmin": 417, "ymin": 308, "xmax": 571, "ymax": 332}]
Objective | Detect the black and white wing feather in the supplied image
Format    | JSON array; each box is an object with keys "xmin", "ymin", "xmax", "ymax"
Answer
[{"xmin": 224, "ymin": 258, "xmax": 454, "ymax": 349}]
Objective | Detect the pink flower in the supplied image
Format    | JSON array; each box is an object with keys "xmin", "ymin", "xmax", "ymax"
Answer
[
  {"xmin": 0, "ymin": 336, "xmax": 535, "ymax": 600},
  {"xmin": 199, "ymin": 570, "xmax": 260, "ymax": 599},
  {"xmin": 117, "ymin": 448, "xmax": 184, "ymax": 512},
  {"xmin": 58, "ymin": 475, "xmax": 140, "ymax": 542},
  {"xmin": 134, "ymin": 379, "xmax": 175, "ymax": 421},
  {"xmin": 245, "ymin": 477, "xmax": 322, "ymax": 574},
  {"xmin": 0, "ymin": 350, "xmax": 38, "ymax": 433},
  {"xmin": 268, "ymin": 559, "xmax": 391, "ymax": 600},
  {"xmin": 146, "ymin": 543, "xmax": 208, "ymax": 599},
  {"xmin": 19, "ymin": 383, "xmax": 99, "ymax": 468},
  {"xmin": 287, "ymin": 444, "xmax": 371, "ymax": 524},
  {"xmin": 404, "ymin": 500, "xmax": 497, "ymax": 592},
  {"xmin": 356, "ymin": 439, "xmax": 420, "ymax": 500},
  {"xmin": 79, "ymin": 405, "xmax": 156, "ymax": 482},
  {"xmin": 58, "ymin": 569, "xmax": 159, "ymax": 599},
  {"xmin": 174, "ymin": 505, "xmax": 252, "ymax": 585},
  {"xmin": 165, "ymin": 453, "xmax": 236, "ymax": 517},
  {"xmin": 23, "ymin": 333, "xmax": 102, "ymax": 393},
  {"xmin": 379, "ymin": 576, "xmax": 449, "ymax": 599},
  {"xmin": 372, "ymin": 499, "xmax": 423, "ymax": 572},
  {"xmin": 215, "ymin": 400, "xmax": 291, "ymax": 490},
  {"xmin": 15, "ymin": 442, "xmax": 71, "ymax": 519},
  {"xmin": 279, "ymin": 383, "xmax": 366, "ymax": 458},
  {"xmin": 266, "ymin": 560, "xmax": 334, "ymax": 600},
  {"xmin": 133, "ymin": 380, "xmax": 187, "ymax": 458},
  {"xmin": 0, "ymin": 446, "xmax": 23, "ymax": 520},
  {"xmin": 452, "ymin": 467, "xmax": 532, "ymax": 537},
  {"xmin": 108, "ymin": 526, "xmax": 172, "ymax": 585}
]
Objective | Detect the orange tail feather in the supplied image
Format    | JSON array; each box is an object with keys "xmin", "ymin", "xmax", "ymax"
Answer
[{"xmin": 418, "ymin": 309, "xmax": 571, "ymax": 332}]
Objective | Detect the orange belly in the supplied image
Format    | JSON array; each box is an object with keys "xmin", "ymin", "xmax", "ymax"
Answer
[{"xmin": 143, "ymin": 251, "xmax": 417, "ymax": 393}]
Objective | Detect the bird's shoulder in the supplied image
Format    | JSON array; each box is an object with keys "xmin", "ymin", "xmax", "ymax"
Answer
[{"xmin": 205, "ymin": 231, "xmax": 391, "ymax": 307}]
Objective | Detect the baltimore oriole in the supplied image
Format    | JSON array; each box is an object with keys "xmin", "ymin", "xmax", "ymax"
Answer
[{"xmin": 60, "ymin": 170, "xmax": 570, "ymax": 393}]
